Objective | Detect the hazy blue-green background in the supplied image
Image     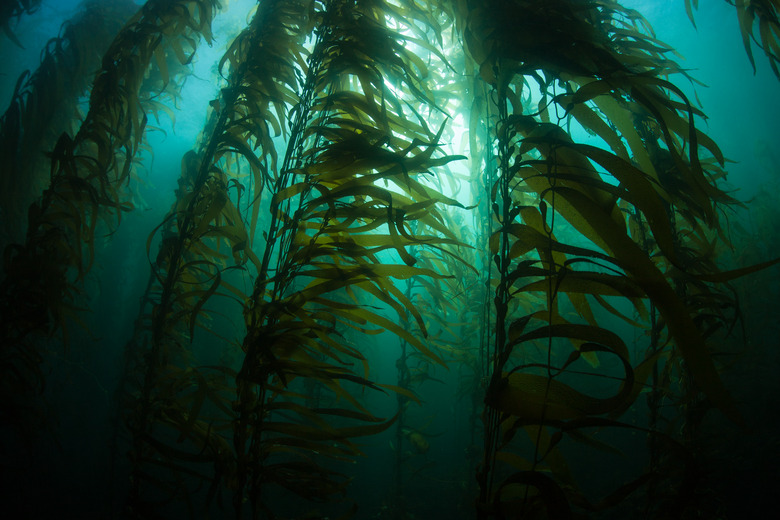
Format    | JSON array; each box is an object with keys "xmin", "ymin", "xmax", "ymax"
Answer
[{"xmin": 1, "ymin": 1, "xmax": 778, "ymax": 518}]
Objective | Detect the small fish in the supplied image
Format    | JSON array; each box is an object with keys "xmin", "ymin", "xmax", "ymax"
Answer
[{"xmin": 402, "ymin": 428, "xmax": 430, "ymax": 454}]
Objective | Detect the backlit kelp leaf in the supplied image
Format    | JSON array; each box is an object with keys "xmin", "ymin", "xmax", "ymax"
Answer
[
  {"xmin": 737, "ymin": 0, "xmax": 760, "ymax": 73},
  {"xmin": 498, "ymin": 223, "xmax": 628, "ymax": 279},
  {"xmin": 548, "ymin": 185, "xmax": 742, "ymax": 424},
  {"xmin": 455, "ymin": 2, "xmax": 753, "ymax": 518},
  {"xmin": 685, "ymin": 0, "xmax": 699, "ymax": 27},
  {"xmin": 229, "ymin": 3, "xmax": 466, "ymax": 504},
  {"xmin": 567, "ymin": 74, "xmax": 731, "ymax": 223},
  {"xmin": 563, "ymin": 99, "xmax": 630, "ymax": 160},
  {"xmin": 626, "ymin": 83, "xmax": 720, "ymax": 221},
  {"xmin": 217, "ymin": 129, "xmax": 266, "ymax": 173},
  {"xmin": 587, "ymin": 92, "xmax": 660, "ymax": 178},
  {"xmin": 333, "ymin": 304, "xmax": 446, "ymax": 366},
  {"xmin": 357, "ymin": 276, "xmax": 429, "ymax": 335},
  {"xmin": 290, "ymin": 231, "xmax": 463, "ymax": 262},
  {"xmin": 509, "ymin": 121, "xmax": 624, "ymax": 223},
  {"xmin": 304, "ymin": 127, "xmax": 465, "ymax": 188},
  {"xmin": 522, "ymin": 135, "xmax": 679, "ymax": 264},
  {"xmin": 299, "ymin": 184, "xmax": 447, "ymax": 265},
  {"xmin": 515, "ymin": 269, "xmax": 644, "ymax": 300}
]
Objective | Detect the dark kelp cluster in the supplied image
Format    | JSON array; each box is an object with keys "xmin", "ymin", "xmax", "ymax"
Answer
[
  {"xmin": 1, "ymin": 0, "xmax": 218, "ymax": 432},
  {"xmin": 0, "ymin": 0, "xmax": 778, "ymax": 519},
  {"xmin": 0, "ymin": 0, "xmax": 42, "ymax": 47},
  {"xmin": 0, "ymin": 0, "xmax": 137, "ymax": 246}
]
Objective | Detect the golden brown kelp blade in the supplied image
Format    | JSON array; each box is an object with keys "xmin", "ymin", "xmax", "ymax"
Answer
[{"xmin": 735, "ymin": 0, "xmax": 780, "ymax": 78}]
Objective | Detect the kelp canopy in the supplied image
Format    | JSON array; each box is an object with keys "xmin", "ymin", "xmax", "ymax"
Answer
[{"xmin": 0, "ymin": 0, "xmax": 778, "ymax": 519}]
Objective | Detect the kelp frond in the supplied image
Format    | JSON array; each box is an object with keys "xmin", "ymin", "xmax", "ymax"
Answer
[
  {"xmin": 234, "ymin": 0, "xmax": 467, "ymax": 516},
  {"xmin": 0, "ymin": 0, "xmax": 136, "ymax": 245},
  {"xmin": 0, "ymin": 1, "xmax": 772, "ymax": 519},
  {"xmin": 687, "ymin": 0, "xmax": 780, "ymax": 79},
  {"xmin": 124, "ymin": 0, "xmax": 314, "ymax": 514},
  {"xmin": 0, "ymin": 0, "xmax": 220, "ymax": 444},
  {"xmin": 0, "ymin": 0, "xmax": 41, "ymax": 47},
  {"xmin": 457, "ymin": 0, "xmax": 748, "ymax": 516}
]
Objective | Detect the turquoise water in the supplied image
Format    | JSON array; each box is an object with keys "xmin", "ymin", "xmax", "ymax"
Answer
[{"xmin": 1, "ymin": 1, "xmax": 778, "ymax": 518}]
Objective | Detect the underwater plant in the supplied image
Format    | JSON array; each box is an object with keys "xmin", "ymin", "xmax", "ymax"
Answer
[
  {"xmin": 0, "ymin": 0, "xmax": 137, "ymax": 246},
  {"xmin": 0, "ymin": 0, "xmax": 219, "ymax": 436},
  {"xmin": 1, "ymin": 0, "xmax": 778, "ymax": 519},
  {"xmin": 0, "ymin": 0, "xmax": 42, "ymax": 46},
  {"xmin": 686, "ymin": 0, "xmax": 780, "ymax": 79}
]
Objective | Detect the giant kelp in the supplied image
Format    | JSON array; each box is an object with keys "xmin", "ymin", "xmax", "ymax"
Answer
[
  {"xmin": 0, "ymin": 0, "xmax": 137, "ymax": 246},
  {"xmin": 453, "ymin": 0, "xmax": 755, "ymax": 517},
  {"xmin": 0, "ymin": 0, "xmax": 41, "ymax": 46},
  {"xmin": 0, "ymin": 0, "xmax": 219, "ymax": 437},
  {"xmin": 686, "ymin": 0, "xmax": 780, "ymax": 79},
  {"xmin": 122, "ymin": 0, "xmax": 465, "ymax": 517},
  {"xmin": 123, "ymin": 0, "xmax": 311, "ymax": 514},
  {"xmin": 0, "ymin": 0, "xmax": 776, "ymax": 519},
  {"xmin": 234, "ymin": 0, "xmax": 465, "ymax": 515}
]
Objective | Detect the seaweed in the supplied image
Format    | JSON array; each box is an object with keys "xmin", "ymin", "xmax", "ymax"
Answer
[
  {"xmin": 233, "ymin": 1, "xmax": 465, "ymax": 515},
  {"xmin": 452, "ymin": 0, "xmax": 766, "ymax": 516},
  {"xmin": 687, "ymin": 0, "xmax": 780, "ymax": 79},
  {"xmin": 0, "ymin": 0, "xmax": 219, "ymax": 452},
  {"xmin": 0, "ymin": 0, "xmax": 41, "ymax": 47},
  {"xmin": 1, "ymin": 1, "xmax": 777, "ymax": 519},
  {"xmin": 0, "ymin": 0, "xmax": 137, "ymax": 247}
]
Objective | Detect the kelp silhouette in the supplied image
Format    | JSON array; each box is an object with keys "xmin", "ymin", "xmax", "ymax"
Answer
[
  {"xmin": 0, "ymin": 0, "xmax": 42, "ymax": 47},
  {"xmin": 0, "ymin": 0, "xmax": 778, "ymax": 518}
]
